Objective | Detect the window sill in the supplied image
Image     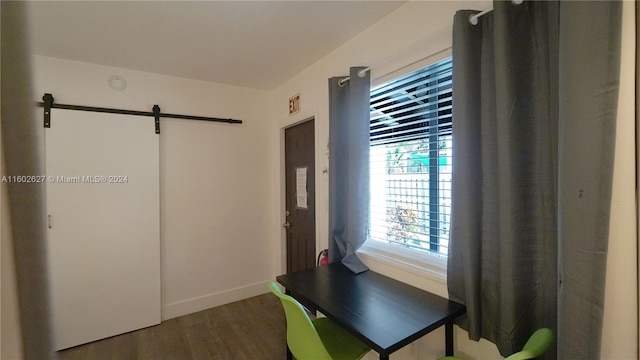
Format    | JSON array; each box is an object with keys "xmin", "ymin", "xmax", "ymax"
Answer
[{"xmin": 357, "ymin": 241, "xmax": 447, "ymax": 285}]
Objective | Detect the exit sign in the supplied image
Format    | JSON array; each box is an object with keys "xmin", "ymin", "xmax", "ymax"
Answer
[{"xmin": 289, "ymin": 94, "xmax": 300, "ymax": 115}]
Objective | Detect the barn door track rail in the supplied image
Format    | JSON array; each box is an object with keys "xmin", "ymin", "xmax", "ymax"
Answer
[{"xmin": 37, "ymin": 93, "xmax": 243, "ymax": 134}]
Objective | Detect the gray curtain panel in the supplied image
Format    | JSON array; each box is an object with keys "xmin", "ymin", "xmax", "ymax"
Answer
[
  {"xmin": 328, "ymin": 67, "xmax": 370, "ymax": 274},
  {"xmin": 557, "ymin": 2, "xmax": 622, "ymax": 359},
  {"xmin": 448, "ymin": 0, "xmax": 621, "ymax": 358},
  {"xmin": 448, "ymin": 2, "xmax": 560, "ymax": 356},
  {"xmin": 1, "ymin": 2, "xmax": 57, "ymax": 359}
]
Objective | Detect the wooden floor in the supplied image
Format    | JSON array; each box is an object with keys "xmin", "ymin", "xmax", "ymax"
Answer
[{"xmin": 58, "ymin": 293, "xmax": 287, "ymax": 360}]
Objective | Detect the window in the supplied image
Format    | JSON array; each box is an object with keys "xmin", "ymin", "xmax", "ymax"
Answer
[{"xmin": 369, "ymin": 57, "xmax": 452, "ymax": 259}]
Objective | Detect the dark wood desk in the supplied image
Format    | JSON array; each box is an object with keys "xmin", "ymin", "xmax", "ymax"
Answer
[{"xmin": 276, "ymin": 262, "xmax": 466, "ymax": 360}]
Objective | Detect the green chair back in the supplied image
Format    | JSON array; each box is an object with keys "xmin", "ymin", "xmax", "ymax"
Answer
[
  {"xmin": 505, "ymin": 328, "xmax": 554, "ymax": 360},
  {"xmin": 438, "ymin": 327, "xmax": 554, "ymax": 360},
  {"xmin": 269, "ymin": 282, "xmax": 333, "ymax": 360}
]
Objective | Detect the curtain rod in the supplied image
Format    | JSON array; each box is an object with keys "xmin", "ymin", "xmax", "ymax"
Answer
[
  {"xmin": 338, "ymin": 68, "xmax": 370, "ymax": 86},
  {"xmin": 469, "ymin": 0, "xmax": 523, "ymax": 25},
  {"xmin": 338, "ymin": 45, "xmax": 452, "ymax": 87},
  {"xmin": 338, "ymin": 0, "xmax": 525, "ymax": 86}
]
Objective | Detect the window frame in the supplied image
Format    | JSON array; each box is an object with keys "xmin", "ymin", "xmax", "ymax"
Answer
[{"xmin": 360, "ymin": 49, "xmax": 452, "ymax": 281}]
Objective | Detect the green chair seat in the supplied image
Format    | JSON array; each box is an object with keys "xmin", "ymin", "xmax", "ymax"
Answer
[{"xmin": 270, "ymin": 282, "xmax": 370, "ymax": 360}]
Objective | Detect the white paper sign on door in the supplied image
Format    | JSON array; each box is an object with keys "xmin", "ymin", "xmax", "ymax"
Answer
[{"xmin": 295, "ymin": 167, "xmax": 308, "ymax": 209}]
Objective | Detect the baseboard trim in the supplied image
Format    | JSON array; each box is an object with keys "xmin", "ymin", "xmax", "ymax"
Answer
[{"xmin": 161, "ymin": 280, "xmax": 272, "ymax": 320}]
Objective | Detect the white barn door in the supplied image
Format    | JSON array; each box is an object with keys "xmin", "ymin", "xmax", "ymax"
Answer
[{"xmin": 45, "ymin": 109, "xmax": 160, "ymax": 350}]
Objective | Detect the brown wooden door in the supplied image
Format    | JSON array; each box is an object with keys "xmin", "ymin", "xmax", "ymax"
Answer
[{"xmin": 284, "ymin": 119, "xmax": 315, "ymax": 274}]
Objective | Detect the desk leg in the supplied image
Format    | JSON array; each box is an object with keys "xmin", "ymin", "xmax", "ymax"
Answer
[
  {"xmin": 445, "ymin": 321, "xmax": 454, "ymax": 356},
  {"xmin": 379, "ymin": 354, "xmax": 389, "ymax": 360}
]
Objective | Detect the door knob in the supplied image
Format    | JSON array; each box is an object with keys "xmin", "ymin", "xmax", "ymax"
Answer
[{"xmin": 283, "ymin": 222, "xmax": 291, "ymax": 229}]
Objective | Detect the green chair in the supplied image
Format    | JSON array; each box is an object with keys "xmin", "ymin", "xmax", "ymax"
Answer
[
  {"xmin": 269, "ymin": 282, "xmax": 370, "ymax": 360},
  {"xmin": 439, "ymin": 327, "xmax": 554, "ymax": 360}
]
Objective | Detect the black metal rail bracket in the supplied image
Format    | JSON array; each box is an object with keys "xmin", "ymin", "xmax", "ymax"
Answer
[
  {"xmin": 43, "ymin": 93, "xmax": 54, "ymax": 128},
  {"xmin": 152, "ymin": 105, "xmax": 161, "ymax": 134}
]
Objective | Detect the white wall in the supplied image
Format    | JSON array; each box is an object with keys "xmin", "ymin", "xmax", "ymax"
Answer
[
  {"xmin": 32, "ymin": 55, "xmax": 274, "ymax": 320},
  {"xmin": 267, "ymin": 1, "xmax": 638, "ymax": 359},
  {"xmin": 600, "ymin": 1, "xmax": 638, "ymax": 359}
]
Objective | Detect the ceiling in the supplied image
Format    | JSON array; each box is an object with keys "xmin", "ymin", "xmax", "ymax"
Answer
[{"xmin": 26, "ymin": 1, "xmax": 406, "ymax": 90}]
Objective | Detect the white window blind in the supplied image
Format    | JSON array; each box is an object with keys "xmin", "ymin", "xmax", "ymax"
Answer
[{"xmin": 369, "ymin": 57, "xmax": 452, "ymax": 257}]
